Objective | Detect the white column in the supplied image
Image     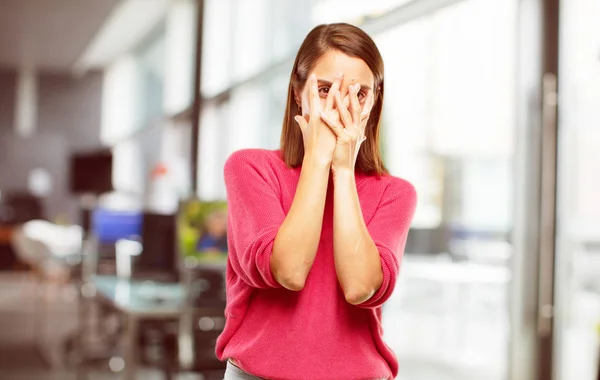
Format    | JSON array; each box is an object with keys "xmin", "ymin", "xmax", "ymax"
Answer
[
  {"xmin": 163, "ymin": 0, "xmax": 198, "ymax": 115},
  {"xmin": 14, "ymin": 67, "xmax": 38, "ymax": 137}
]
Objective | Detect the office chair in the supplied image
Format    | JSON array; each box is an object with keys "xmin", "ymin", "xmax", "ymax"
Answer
[{"xmin": 151, "ymin": 264, "xmax": 227, "ymax": 380}]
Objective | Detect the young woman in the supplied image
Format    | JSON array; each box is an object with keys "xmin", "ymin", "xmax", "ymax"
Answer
[{"xmin": 216, "ymin": 23, "xmax": 417, "ymax": 380}]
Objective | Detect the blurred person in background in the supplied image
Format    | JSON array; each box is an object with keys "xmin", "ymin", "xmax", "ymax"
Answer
[
  {"xmin": 197, "ymin": 209, "xmax": 228, "ymax": 254},
  {"xmin": 217, "ymin": 23, "xmax": 416, "ymax": 380}
]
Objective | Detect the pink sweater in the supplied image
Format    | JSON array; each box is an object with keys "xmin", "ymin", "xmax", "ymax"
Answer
[{"xmin": 216, "ymin": 149, "xmax": 417, "ymax": 380}]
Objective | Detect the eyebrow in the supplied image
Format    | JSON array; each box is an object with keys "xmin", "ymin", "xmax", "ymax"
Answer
[{"xmin": 317, "ymin": 79, "xmax": 372, "ymax": 92}]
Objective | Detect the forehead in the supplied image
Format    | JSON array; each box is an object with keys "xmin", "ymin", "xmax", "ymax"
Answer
[{"xmin": 311, "ymin": 50, "xmax": 374, "ymax": 87}]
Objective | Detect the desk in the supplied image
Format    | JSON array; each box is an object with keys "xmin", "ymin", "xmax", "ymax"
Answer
[
  {"xmin": 402, "ymin": 259, "xmax": 511, "ymax": 285},
  {"xmin": 92, "ymin": 275, "xmax": 185, "ymax": 317},
  {"xmin": 82, "ymin": 276, "xmax": 186, "ymax": 380},
  {"xmin": 399, "ymin": 255, "xmax": 511, "ymax": 365}
]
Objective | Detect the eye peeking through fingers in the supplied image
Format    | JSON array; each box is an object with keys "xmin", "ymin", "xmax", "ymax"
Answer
[
  {"xmin": 318, "ymin": 86, "xmax": 330, "ymax": 98},
  {"xmin": 357, "ymin": 90, "xmax": 367, "ymax": 102}
]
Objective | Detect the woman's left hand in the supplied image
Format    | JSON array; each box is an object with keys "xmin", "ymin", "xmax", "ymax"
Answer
[{"xmin": 319, "ymin": 84, "xmax": 375, "ymax": 174}]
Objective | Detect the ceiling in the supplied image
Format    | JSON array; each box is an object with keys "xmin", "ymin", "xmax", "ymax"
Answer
[{"xmin": 0, "ymin": 0, "xmax": 120, "ymax": 70}]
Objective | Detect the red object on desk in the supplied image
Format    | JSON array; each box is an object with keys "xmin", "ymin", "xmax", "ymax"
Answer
[{"xmin": 0, "ymin": 225, "xmax": 14, "ymax": 243}]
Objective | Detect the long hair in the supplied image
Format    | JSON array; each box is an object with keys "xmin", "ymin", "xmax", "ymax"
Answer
[{"xmin": 280, "ymin": 23, "xmax": 387, "ymax": 175}]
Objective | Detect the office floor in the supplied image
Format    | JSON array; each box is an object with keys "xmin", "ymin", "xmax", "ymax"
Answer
[
  {"xmin": 0, "ymin": 266, "xmax": 507, "ymax": 380},
  {"xmin": 0, "ymin": 256, "xmax": 596, "ymax": 380}
]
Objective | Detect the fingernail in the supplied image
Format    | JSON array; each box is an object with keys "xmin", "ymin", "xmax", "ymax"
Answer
[
  {"xmin": 294, "ymin": 116, "xmax": 300, "ymax": 123},
  {"xmin": 336, "ymin": 72, "xmax": 343, "ymax": 79}
]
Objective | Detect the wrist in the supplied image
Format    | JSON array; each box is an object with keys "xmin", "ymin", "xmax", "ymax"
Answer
[
  {"xmin": 303, "ymin": 151, "xmax": 332, "ymax": 168},
  {"xmin": 331, "ymin": 166, "xmax": 355, "ymax": 181}
]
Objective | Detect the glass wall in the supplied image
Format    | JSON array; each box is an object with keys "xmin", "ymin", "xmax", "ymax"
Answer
[
  {"xmin": 555, "ymin": 0, "xmax": 600, "ymax": 379},
  {"xmin": 198, "ymin": 0, "xmax": 312, "ymax": 200},
  {"xmin": 101, "ymin": 0, "xmax": 197, "ymax": 205},
  {"xmin": 198, "ymin": 1, "xmax": 518, "ymax": 379},
  {"xmin": 137, "ymin": 27, "xmax": 167, "ymax": 126},
  {"xmin": 374, "ymin": 1, "xmax": 515, "ymax": 379}
]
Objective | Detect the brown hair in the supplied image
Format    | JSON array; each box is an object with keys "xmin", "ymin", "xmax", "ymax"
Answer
[{"xmin": 280, "ymin": 23, "xmax": 388, "ymax": 176}]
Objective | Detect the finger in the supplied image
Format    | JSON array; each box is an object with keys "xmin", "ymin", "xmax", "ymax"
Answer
[
  {"xmin": 309, "ymin": 74, "xmax": 320, "ymax": 118},
  {"xmin": 319, "ymin": 110, "xmax": 344, "ymax": 137},
  {"xmin": 342, "ymin": 94, "xmax": 350, "ymax": 109},
  {"xmin": 354, "ymin": 135, "xmax": 367, "ymax": 161},
  {"xmin": 349, "ymin": 84, "xmax": 361, "ymax": 125},
  {"xmin": 335, "ymin": 91, "xmax": 354, "ymax": 130},
  {"xmin": 325, "ymin": 73, "xmax": 343, "ymax": 111},
  {"xmin": 294, "ymin": 115, "xmax": 308, "ymax": 131},
  {"xmin": 361, "ymin": 91, "xmax": 375, "ymax": 121}
]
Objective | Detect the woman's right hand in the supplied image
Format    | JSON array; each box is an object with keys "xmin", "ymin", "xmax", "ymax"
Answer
[{"xmin": 295, "ymin": 73, "xmax": 341, "ymax": 165}]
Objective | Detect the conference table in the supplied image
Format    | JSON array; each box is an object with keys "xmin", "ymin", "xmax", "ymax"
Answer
[{"xmin": 78, "ymin": 256, "xmax": 227, "ymax": 380}]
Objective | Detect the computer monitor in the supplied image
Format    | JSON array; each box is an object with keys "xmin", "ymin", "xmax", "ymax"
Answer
[
  {"xmin": 69, "ymin": 151, "xmax": 113, "ymax": 195},
  {"xmin": 0, "ymin": 192, "xmax": 44, "ymax": 224},
  {"xmin": 136, "ymin": 212, "xmax": 179, "ymax": 281}
]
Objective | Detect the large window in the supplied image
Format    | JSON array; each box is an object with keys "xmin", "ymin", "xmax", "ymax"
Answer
[
  {"xmin": 198, "ymin": 0, "xmax": 312, "ymax": 199},
  {"xmin": 311, "ymin": 0, "xmax": 414, "ymax": 24},
  {"xmin": 163, "ymin": 0, "xmax": 197, "ymax": 115},
  {"xmin": 197, "ymin": 70, "xmax": 289, "ymax": 200},
  {"xmin": 197, "ymin": 1, "xmax": 519, "ymax": 379},
  {"xmin": 376, "ymin": 0, "xmax": 515, "ymax": 230},
  {"xmin": 137, "ymin": 27, "xmax": 167, "ymax": 126},
  {"xmin": 372, "ymin": 2, "xmax": 516, "ymax": 378},
  {"xmin": 101, "ymin": 0, "xmax": 197, "ymax": 201},
  {"xmin": 101, "ymin": 56, "xmax": 143, "ymax": 146},
  {"xmin": 200, "ymin": 0, "xmax": 311, "ymax": 98},
  {"xmin": 197, "ymin": 0, "xmax": 515, "ymax": 234}
]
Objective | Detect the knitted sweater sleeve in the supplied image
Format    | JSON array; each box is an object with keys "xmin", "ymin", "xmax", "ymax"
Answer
[
  {"xmin": 223, "ymin": 150, "xmax": 285, "ymax": 289},
  {"xmin": 358, "ymin": 178, "xmax": 417, "ymax": 308}
]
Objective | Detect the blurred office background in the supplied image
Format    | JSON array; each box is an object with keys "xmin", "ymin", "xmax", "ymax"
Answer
[{"xmin": 0, "ymin": 0, "xmax": 599, "ymax": 379}]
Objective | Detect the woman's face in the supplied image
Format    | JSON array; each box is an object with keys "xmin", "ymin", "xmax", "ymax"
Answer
[{"xmin": 296, "ymin": 50, "xmax": 375, "ymax": 117}]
